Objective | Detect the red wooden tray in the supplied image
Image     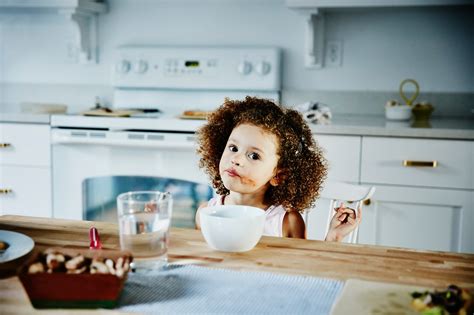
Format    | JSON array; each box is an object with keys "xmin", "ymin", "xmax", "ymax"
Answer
[{"xmin": 18, "ymin": 247, "xmax": 132, "ymax": 309}]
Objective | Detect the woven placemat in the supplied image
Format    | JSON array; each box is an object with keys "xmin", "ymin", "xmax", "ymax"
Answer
[{"xmin": 119, "ymin": 264, "xmax": 343, "ymax": 314}]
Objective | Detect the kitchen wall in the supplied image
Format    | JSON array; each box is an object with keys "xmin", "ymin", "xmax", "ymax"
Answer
[{"xmin": 0, "ymin": 0, "xmax": 472, "ymax": 116}]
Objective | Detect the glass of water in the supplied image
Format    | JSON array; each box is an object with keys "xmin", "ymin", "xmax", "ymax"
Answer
[{"xmin": 117, "ymin": 191, "xmax": 173, "ymax": 270}]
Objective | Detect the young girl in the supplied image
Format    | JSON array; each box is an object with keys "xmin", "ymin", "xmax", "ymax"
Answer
[{"xmin": 195, "ymin": 96, "xmax": 360, "ymax": 241}]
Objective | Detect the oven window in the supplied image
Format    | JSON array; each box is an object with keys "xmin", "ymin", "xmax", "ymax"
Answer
[{"xmin": 83, "ymin": 176, "xmax": 213, "ymax": 228}]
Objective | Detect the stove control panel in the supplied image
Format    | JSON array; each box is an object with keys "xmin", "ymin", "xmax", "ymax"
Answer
[{"xmin": 112, "ymin": 46, "xmax": 281, "ymax": 91}]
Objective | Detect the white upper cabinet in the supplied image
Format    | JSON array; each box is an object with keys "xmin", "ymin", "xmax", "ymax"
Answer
[
  {"xmin": 0, "ymin": 0, "xmax": 107, "ymax": 64},
  {"xmin": 286, "ymin": 0, "xmax": 472, "ymax": 68},
  {"xmin": 0, "ymin": 0, "xmax": 107, "ymax": 12},
  {"xmin": 286, "ymin": 0, "xmax": 472, "ymax": 9}
]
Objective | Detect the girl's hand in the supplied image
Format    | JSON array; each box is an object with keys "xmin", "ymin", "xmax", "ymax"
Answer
[{"xmin": 325, "ymin": 203, "xmax": 362, "ymax": 242}]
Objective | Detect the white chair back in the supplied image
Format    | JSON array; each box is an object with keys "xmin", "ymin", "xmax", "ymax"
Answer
[{"xmin": 320, "ymin": 181, "xmax": 375, "ymax": 244}]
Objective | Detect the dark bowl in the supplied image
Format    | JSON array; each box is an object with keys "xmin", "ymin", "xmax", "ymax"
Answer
[{"xmin": 412, "ymin": 105, "xmax": 434, "ymax": 121}]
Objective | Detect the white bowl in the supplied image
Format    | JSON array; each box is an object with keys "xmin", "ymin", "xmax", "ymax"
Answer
[
  {"xmin": 385, "ymin": 105, "xmax": 412, "ymax": 121},
  {"xmin": 200, "ymin": 205, "xmax": 265, "ymax": 252}
]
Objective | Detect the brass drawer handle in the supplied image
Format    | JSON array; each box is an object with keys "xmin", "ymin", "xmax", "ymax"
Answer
[
  {"xmin": 0, "ymin": 188, "xmax": 13, "ymax": 194},
  {"xmin": 0, "ymin": 143, "xmax": 11, "ymax": 148},
  {"xmin": 363, "ymin": 198, "xmax": 371, "ymax": 206},
  {"xmin": 403, "ymin": 160, "xmax": 438, "ymax": 168}
]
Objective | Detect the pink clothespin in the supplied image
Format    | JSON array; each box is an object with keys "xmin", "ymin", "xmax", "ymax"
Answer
[{"xmin": 89, "ymin": 227, "xmax": 102, "ymax": 249}]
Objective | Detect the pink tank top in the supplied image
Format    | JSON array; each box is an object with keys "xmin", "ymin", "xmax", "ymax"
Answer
[{"xmin": 207, "ymin": 196, "xmax": 287, "ymax": 237}]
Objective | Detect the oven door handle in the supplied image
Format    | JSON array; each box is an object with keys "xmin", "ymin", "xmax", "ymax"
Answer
[{"xmin": 51, "ymin": 135, "xmax": 196, "ymax": 149}]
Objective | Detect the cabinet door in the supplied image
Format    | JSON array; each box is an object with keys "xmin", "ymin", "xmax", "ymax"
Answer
[
  {"xmin": 359, "ymin": 185, "xmax": 473, "ymax": 254},
  {"xmin": 0, "ymin": 165, "xmax": 52, "ymax": 217},
  {"xmin": 306, "ymin": 135, "xmax": 361, "ymax": 240},
  {"xmin": 0, "ymin": 123, "xmax": 51, "ymax": 167},
  {"xmin": 316, "ymin": 135, "xmax": 361, "ymax": 182}
]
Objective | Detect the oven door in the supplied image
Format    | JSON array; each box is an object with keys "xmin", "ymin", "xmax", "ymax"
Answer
[{"xmin": 51, "ymin": 128, "xmax": 212, "ymax": 228}]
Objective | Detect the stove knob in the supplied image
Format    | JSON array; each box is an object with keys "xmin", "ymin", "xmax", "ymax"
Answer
[
  {"xmin": 255, "ymin": 61, "xmax": 271, "ymax": 76},
  {"xmin": 133, "ymin": 60, "xmax": 148, "ymax": 74},
  {"xmin": 237, "ymin": 61, "xmax": 252, "ymax": 75},
  {"xmin": 115, "ymin": 60, "xmax": 131, "ymax": 74}
]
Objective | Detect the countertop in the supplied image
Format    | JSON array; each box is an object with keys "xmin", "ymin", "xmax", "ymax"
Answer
[
  {"xmin": 0, "ymin": 112, "xmax": 51, "ymax": 125},
  {"xmin": 0, "ymin": 215, "xmax": 473, "ymax": 313},
  {"xmin": 0, "ymin": 110, "xmax": 50, "ymax": 124},
  {"xmin": 2, "ymin": 110, "xmax": 473, "ymax": 139},
  {"xmin": 310, "ymin": 115, "xmax": 474, "ymax": 140}
]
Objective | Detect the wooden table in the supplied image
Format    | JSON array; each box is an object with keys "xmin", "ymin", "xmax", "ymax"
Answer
[{"xmin": 1, "ymin": 215, "xmax": 473, "ymax": 314}]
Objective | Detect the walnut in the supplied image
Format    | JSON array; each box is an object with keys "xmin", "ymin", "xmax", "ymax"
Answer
[
  {"xmin": 46, "ymin": 253, "xmax": 65, "ymax": 271},
  {"xmin": 0, "ymin": 241, "xmax": 9, "ymax": 251},
  {"xmin": 115, "ymin": 256, "xmax": 131, "ymax": 278},
  {"xmin": 90, "ymin": 259, "xmax": 109, "ymax": 274},
  {"xmin": 28, "ymin": 262, "xmax": 45, "ymax": 274},
  {"xmin": 65, "ymin": 255, "xmax": 85, "ymax": 270},
  {"xmin": 105, "ymin": 259, "xmax": 116, "ymax": 275}
]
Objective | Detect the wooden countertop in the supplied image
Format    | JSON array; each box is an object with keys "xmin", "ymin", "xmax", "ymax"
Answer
[{"xmin": 1, "ymin": 215, "xmax": 473, "ymax": 313}]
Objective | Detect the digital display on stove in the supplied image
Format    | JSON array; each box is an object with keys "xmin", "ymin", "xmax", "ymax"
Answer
[{"xmin": 185, "ymin": 60, "xmax": 200, "ymax": 68}]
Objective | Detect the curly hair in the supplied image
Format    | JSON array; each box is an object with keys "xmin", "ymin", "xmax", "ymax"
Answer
[{"xmin": 196, "ymin": 96, "xmax": 327, "ymax": 212}]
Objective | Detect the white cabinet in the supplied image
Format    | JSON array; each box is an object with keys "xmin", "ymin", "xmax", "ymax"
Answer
[
  {"xmin": 359, "ymin": 136, "xmax": 473, "ymax": 253},
  {"xmin": 316, "ymin": 135, "xmax": 361, "ymax": 183},
  {"xmin": 0, "ymin": 123, "xmax": 52, "ymax": 217},
  {"xmin": 306, "ymin": 135, "xmax": 361, "ymax": 240},
  {"xmin": 0, "ymin": 123, "xmax": 51, "ymax": 167},
  {"xmin": 359, "ymin": 185, "xmax": 473, "ymax": 253},
  {"xmin": 306, "ymin": 134, "xmax": 473, "ymax": 254},
  {"xmin": 361, "ymin": 137, "xmax": 473, "ymax": 190},
  {"xmin": 0, "ymin": 166, "xmax": 52, "ymax": 218}
]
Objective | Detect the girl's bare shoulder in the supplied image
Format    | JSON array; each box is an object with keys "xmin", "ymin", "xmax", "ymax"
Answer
[
  {"xmin": 195, "ymin": 201, "xmax": 209, "ymax": 229},
  {"xmin": 282, "ymin": 211, "xmax": 306, "ymax": 239}
]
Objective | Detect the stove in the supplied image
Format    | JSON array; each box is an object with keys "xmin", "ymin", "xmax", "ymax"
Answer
[
  {"xmin": 52, "ymin": 46, "xmax": 282, "ymax": 132},
  {"xmin": 50, "ymin": 46, "xmax": 282, "ymax": 225}
]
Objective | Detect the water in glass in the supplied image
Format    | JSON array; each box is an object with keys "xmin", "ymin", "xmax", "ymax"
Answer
[{"xmin": 117, "ymin": 191, "xmax": 172, "ymax": 270}]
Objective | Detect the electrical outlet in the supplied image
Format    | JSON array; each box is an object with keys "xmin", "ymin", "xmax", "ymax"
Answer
[{"xmin": 325, "ymin": 40, "xmax": 343, "ymax": 67}]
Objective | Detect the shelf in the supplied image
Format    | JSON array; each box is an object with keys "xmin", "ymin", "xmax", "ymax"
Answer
[
  {"xmin": 286, "ymin": 0, "xmax": 473, "ymax": 9},
  {"xmin": 286, "ymin": 0, "xmax": 473, "ymax": 69},
  {"xmin": 0, "ymin": 0, "xmax": 108, "ymax": 64}
]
